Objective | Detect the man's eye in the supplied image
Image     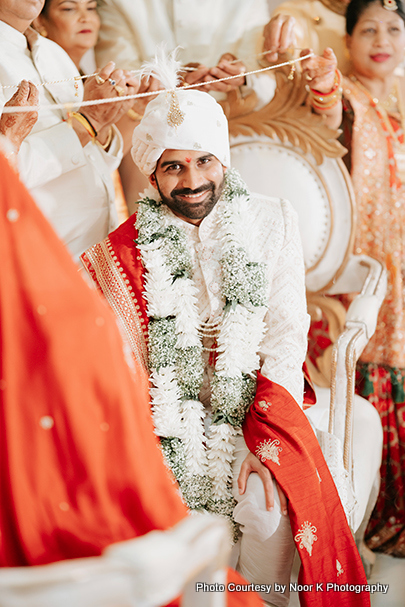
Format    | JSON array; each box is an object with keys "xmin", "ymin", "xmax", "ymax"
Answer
[{"xmin": 166, "ymin": 164, "xmax": 181, "ymax": 172}]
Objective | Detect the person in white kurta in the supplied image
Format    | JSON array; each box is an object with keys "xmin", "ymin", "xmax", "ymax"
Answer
[
  {"xmin": 0, "ymin": 21, "xmax": 121, "ymax": 262},
  {"xmin": 95, "ymin": 0, "xmax": 271, "ymax": 72}
]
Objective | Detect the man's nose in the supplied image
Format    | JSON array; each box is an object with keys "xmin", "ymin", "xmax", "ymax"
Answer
[{"xmin": 179, "ymin": 167, "xmax": 205, "ymax": 190}]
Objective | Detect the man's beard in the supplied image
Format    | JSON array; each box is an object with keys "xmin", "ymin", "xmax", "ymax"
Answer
[{"xmin": 155, "ymin": 177, "xmax": 225, "ymax": 222}]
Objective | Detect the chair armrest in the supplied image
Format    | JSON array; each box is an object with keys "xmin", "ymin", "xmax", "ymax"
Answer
[{"xmin": 328, "ymin": 255, "xmax": 387, "ymax": 475}]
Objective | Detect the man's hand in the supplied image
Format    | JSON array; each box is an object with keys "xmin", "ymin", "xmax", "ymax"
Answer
[
  {"xmin": 263, "ymin": 14, "xmax": 296, "ymax": 62},
  {"xmin": 238, "ymin": 451, "xmax": 288, "ymax": 515},
  {"xmin": 182, "ymin": 62, "xmax": 211, "ymax": 88},
  {"xmin": 204, "ymin": 53, "xmax": 246, "ymax": 92},
  {"xmin": 0, "ymin": 80, "xmax": 38, "ymax": 151},
  {"xmin": 81, "ymin": 62, "xmax": 139, "ymax": 134}
]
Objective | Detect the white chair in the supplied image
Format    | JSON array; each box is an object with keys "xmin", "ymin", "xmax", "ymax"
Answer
[
  {"xmin": 0, "ymin": 514, "xmax": 230, "ymax": 607},
  {"xmin": 224, "ymin": 71, "xmax": 386, "ymax": 541}
]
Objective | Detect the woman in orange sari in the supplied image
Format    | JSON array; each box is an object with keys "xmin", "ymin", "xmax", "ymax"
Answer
[{"xmin": 302, "ymin": 0, "xmax": 405, "ymax": 556}]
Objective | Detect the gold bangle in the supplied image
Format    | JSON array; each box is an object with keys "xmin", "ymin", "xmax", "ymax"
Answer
[
  {"xmin": 311, "ymin": 97, "xmax": 342, "ymax": 111},
  {"xmin": 96, "ymin": 126, "xmax": 113, "ymax": 150},
  {"xmin": 307, "ymin": 69, "xmax": 342, "ymax": 110},
  {"xmin": 69, "ymin": 111, "xmax": 97, "ymax": 138},
  {"xmin": 127, "ymin": 108, "xmax": 143, "ymax": 122}
]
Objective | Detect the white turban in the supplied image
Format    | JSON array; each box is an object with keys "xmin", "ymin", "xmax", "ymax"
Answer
[{"xmin": 131, "ymin": 88, "xmax": 231, "ymax": 177}]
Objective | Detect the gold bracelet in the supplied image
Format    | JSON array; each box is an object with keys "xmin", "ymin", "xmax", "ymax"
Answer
[
  {"xmin": 69, "ymin": 111, "xmax": 97, "ymax": 138},
  {"xmin": 127, "ymin": 108, "xmax": 143, "ymax": 122},
  {"xmin": 96, "ymin": 126, "xmax": 113, "ymax": 150}
]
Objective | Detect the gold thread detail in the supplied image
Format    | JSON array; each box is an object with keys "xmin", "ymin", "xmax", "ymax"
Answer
[
  {"xmin": 294, "ymin": 521, "xmax": 318, "ymax": 556},
  {"xmin": 255, "ymin": 439, "xmax": 282, "ymax": 465}
]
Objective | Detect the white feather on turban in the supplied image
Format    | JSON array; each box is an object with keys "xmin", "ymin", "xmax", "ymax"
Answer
[{"xmin": 131, "ymin": 49, "xmax": 231, "ymax": 176}]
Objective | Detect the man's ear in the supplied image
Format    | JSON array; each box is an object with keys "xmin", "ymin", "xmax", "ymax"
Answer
[{"xmin": 149, "ymin": 173, "xmax": 158, "ymax": 190}]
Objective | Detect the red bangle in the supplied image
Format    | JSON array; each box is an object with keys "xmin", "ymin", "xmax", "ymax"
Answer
[{"xmin": 309, "ymin": 69, "xmax": 341, "ymax": 98}]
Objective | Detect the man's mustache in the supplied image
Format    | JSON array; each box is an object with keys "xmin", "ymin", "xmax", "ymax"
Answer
[{"xmin": 171, "ymin": 183, "xmax": 214, "ymax": 198}]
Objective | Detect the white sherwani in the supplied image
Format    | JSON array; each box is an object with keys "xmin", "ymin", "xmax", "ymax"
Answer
[
  {"xmin": 0, "ymin": 22, "xmax": 122, "ymax": 262},
  {"xmin": 167, "ymin": 194, "xmax": 309, "ymax": 607}
]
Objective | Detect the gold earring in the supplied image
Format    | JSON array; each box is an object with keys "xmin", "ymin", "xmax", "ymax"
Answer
[
  {"xmin": 288, "ymin": 61, "xmax": 296, "ymax": 81},
  {"xmin": 40, "ymin": 27, "xmax": 48, "ymax": 37}
]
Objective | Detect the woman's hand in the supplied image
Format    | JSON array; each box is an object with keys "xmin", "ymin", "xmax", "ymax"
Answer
[
  {"xmin": 0, "ymin": 81, "xmax": 38, "ymax": 151},
  {"xmin": 131, "ymin": 74, "xmax": 162, "ymax": 116},
  {"xmin": 263, "ymin": 14, "xmax": 296, "ymax": 62},
  {"xmin": 238, "ymin": 451, "xmax": 288, "ymax": 515},
  {"xmin": 300, "ymin": 47, "xmax": 338, "ymax": 93},
  {"xmin": 81, "ymin": 62, "xmax": 139, "ymax": 134}
]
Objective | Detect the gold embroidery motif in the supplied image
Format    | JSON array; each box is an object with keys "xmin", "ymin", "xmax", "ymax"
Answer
[
  {"xmin": 256, "ymin": 439, "xmax": 282, "ymax": 465},
  {"xmin": 193, "ymin": 142, "xmax": 202, "ymax": 150},
  {"xmin": 294, "ymin": 521, "xmax": 318, "ymax": 556},
  {"xmin": 258, "ymin": 400, "xmax": 271, "ymax": 410},
  {"xmin": 336, "ymin": 559, "xmax": 344, "ymax": 576}
]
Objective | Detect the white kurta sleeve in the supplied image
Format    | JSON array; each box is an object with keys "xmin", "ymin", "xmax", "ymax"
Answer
[
  {"xmin": 18, "ymin": 123, "xmax": 87, "ymax": 190},
  {"xmin": 18, "ymin": 123, "xmax": 123, "ymax": 191},
  {"xmin": 259, "ymin": 199, "xmax": 310, "ymax": 406}
]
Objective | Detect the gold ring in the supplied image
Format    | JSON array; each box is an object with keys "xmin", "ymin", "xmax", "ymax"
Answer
[
  {"xmin": 95, "ymin": 75, "xmax": 105, "ymax": 85},
  {"xmin": 114, "ymin": 85, "xmax": 126, "ymax": 97}
]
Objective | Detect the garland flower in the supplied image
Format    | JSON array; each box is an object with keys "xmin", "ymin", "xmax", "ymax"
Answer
[{"xmin": 135, "ymin": 169, "xmax": 268, "ymax": 536}]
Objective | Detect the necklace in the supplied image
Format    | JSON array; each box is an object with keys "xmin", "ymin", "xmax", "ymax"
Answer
[
  {"xmin": 350, "ymin": 75, "xmax": 405, "ymax": 184},
  {"xmin": 135, "ymin": 169, "xmax": 268, "ymax": 535}
]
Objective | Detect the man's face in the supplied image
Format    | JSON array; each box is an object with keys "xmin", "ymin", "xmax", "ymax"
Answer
[
  {"xmin": 150, "ymin": 149, "xmax": 226, "ymax": 226},
  {"xmin": 0, "ymin": 0, "xmax": 45, "ymax": 32}
]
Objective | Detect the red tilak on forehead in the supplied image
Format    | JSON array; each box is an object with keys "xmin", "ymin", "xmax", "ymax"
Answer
[{"xmin": 185, "ymin": 156, "xmax": 192, "ymax": 163}]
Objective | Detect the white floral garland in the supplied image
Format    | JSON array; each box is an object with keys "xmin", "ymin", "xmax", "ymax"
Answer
[{"xmin": 135, "ymin": 169, "xmax": 268, "ymax": 532}]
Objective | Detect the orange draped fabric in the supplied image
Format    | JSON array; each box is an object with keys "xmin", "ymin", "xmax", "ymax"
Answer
[{"xmin": 0, "ymin": 150, "xmax": 188, "ymax": 566}]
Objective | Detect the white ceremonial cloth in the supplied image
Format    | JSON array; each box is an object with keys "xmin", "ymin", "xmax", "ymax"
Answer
[
  {"xmin": 0, "ymin": 22, "xmax": 121, "ymax": 262},
  {"xmin": 165, "ymin": 192, "xmax": 309, "ymax": 606}
]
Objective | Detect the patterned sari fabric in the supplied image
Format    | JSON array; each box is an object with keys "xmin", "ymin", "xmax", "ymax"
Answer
[{"xmin": 339, "ymin": 77, "xmax": 405, "ymax": 555}]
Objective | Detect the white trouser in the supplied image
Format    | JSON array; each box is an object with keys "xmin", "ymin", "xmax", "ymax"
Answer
[{"xmin": 232, "ymin": 434, "xmax": 295, "ymax": 607}]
